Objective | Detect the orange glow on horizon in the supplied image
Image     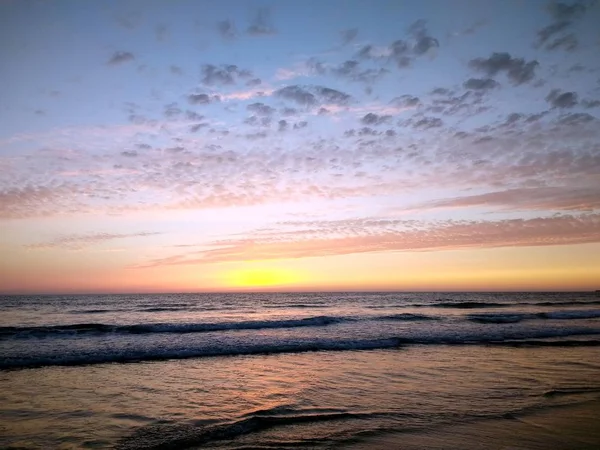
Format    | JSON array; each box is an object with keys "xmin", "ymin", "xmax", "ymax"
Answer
[{"xmin": 225, "ymin": 262, "xmax": 305, "ymax": 288}]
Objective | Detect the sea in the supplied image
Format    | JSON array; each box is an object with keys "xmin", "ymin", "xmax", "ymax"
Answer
[{"xmin": 1, "ymin": 292, "xmax": 600, "ymax": 449}]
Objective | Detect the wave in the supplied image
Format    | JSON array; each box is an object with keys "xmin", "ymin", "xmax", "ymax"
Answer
[
  {"xmin": 139, "ymin": 307, "xmax": 189, "ymax": 312},
  {"xmin": 429, "ymin": 301, "xmax": 509, "ymax": 309},
  {"xmin": 543, "ymin": 387, "xmax": 600, "ymax": 398},
  {"xmin": 270, "ymin": 303, "xmax": 329, "ymax": 309},
  {"xmin": 1, "ymin": 337, "xmax": 408, "ymax": 370},
  {"xmin": 540, "ymin": 310, "xmax": 600, "ymax": 320},
  {"xmin": 70, "ymin": 306, "xmax": 188, "ymax": 314},
  {"xmin": 4, "ymin": 332, "xmax": 600, "ymax": 370},
  {"xmin": 418, "ymin": 300, "xmax": 600, "ymax": 309},
  {"xmin": 0, "ymin": 313, "xmax": 449, "ymax": 340},
  {"xmin": 115, "ymin": 407, "xmax": 378, "ymax": 450},
  {"xmin": 533, "ymin": 300, "xmax": 600, "ymax": 307},
  {"xmin": 3, "ymin": 307, "xmax": 596, "ymax": 340},
  {"xmin": 0, "ymin": 315, "xmax": 350, "ymax": 340},
  {"xmin": 381, "ymin": 313, "xmax": 439, "ymax": 321},
  {"xmin": 468, "ymin": 309, "xmax": 600, "ymax": 324},
  {"xmin": 467, "ymin": 313, "xmax": 536, "ymax": 324}
]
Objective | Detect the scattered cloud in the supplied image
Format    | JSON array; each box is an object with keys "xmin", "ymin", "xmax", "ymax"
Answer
[
  {"xmin": 412, "ymin": 116, "xmax": 443, "ymax": 129},
  {"xmin": 26, "ymin": 232, "xmax": 160, "ymax": 251},
  {"xmin": 107, "ymin": 51, "xmax": 135, "ymax": 65},
  {"xmin": 463, "ymin": 78, "xmax": 500, "ymax": 90},
  {"xmin": 469, "ymin": 52, "xmax": 538, "ymax": 85},
  {"xmin": 275, "ymin": 85, "xmax": 352, "ymax": 107},
  {"xmin": 247, "ymin": 102, "xmax": 275, "ymax": 116},
  {"xmin": 361, "ymin": 113, "xmax": 391, "ymax": 126},
  {"xmin": 187, "ymin": 93, "xmax": 220, "ymax": 104},
  {"xmin": 136, "ymin": 214, "xmax": 600, "ymax": 266},
  {"xmin": 415, "ymin": 186, "xmax": 600, "ymax": 212},
  {"xmin": 201, "ymin": 64, "xmax": 252, "ymax": 86},
  {"xmin": 546, "ymin": 89, "xmax": 578, "ymax": 108},
  {"xmin": 534, "ymin": 0, "xmax": 589, "ymax": 51}
]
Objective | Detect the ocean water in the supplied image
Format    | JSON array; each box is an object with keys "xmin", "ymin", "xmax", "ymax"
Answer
[{"xmin": 1, "ymin": 292, "xmax": 600, "ymax": 448}]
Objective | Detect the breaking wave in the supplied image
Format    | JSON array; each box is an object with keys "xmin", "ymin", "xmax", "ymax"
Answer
[
  {"xmin": 0, "ymin": 315, "xmax": 349, "ymax": 340},
  {"xmin": 3, "ymin": 331, "xmax": 599, "ymax": 370}
]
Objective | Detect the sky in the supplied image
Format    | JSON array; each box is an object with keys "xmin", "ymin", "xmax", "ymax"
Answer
[{"xmin": 1, "ymin": 0, "xmax": 600, "ymax": 294}]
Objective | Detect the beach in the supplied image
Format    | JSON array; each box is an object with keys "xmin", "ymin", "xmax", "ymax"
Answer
[{"xmin": 1, "ymin": 292, "xmax": 599, "ymax": 448}]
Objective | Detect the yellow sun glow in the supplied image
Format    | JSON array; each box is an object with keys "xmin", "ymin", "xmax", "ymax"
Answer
[{"xmin": 227, "ymin": 264, "xmax": 301, "ymax": 288}]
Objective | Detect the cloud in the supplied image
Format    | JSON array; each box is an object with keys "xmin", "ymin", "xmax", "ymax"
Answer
[
  {"xmin": 356, "ymin": 44, "xmax": 392, "ymax": 60},
  {"xmin": 535, "ymin": 1, "xmax": 588, "ymax": 51},
  {"xmin": 546, "ymin": 89, "xmax": 578, "ymax": 108},
  {"xmin": 201, "ymin": 64, "xmax": 252, "ymax": 86},
  {"xmin": 361, "ymin": 113, "xmax": 391, "ymax": 126},
  {"xmin": 545, "ymin": 33, "xmax": 578, "ymax": 51},
  {"xmin": 281, "ymin": 107, "xmax": 298, "ymax": 116},
  {"xmin": 164, "ymin": 103, "xmax": 182, "ymax": 118},
  {"xmin": 0, "ymin": 185, "xmax": 72, "ymax": 219},
  {"xmin": 4, "ymin": 84, "xmax": 598, "ymax": 222},
  {"xmin": 26, "ymin": 232, "xmax": 160, "ymax": 251},
  {"xmin": 217, "ymin": 20, "xmax": 237, "ymax": 39},
  {"xmin": 390, "ymin": 95, "xmax": 421, "ymax": 109},
  {"xmin": 332, "ymin": 60, "xmax": 389, "ymax": 84},
  {"xmin": 356, "ymin": 19, "xmax": 439, "ymax": 69},
  {"xmin": 275, "ymin": 85, "xmax": 351, "ymax": 107},
  {"xmin": 293, "ymin": 121, "xmax": 308, "ymax": 129},
  {"xmin": 219, "ymin": 87, "xmax": 274, "ymax": 101},
  {"xmin": 469, "ymin": 52, "xmax": 538, "ymax": 85},
  {"xmin": 557, "ymin": 112, "xmax": 597, "ymax": 125},
  {"xmin": 187, "ymin": 93, "xmax": 220, "ymax": 105},
  {"xmin": 245, "ymin": 131, "xmax": 268, "ymax": 140},
  {"xmin": 136, "ymin": 214, "xmax": 600, "ymax": 266},
  {"xmin": 415, "ymin": 186, "xmax": 600, "ymax": 212},
  {"xmin": 463, "ymin": 78, "xmax": 500, "ymax": 90},
  {"xmin": 412, "ymin": 116, "xmax": 443, "ymax": 129},
  {"xmin": 316, "ymin": 86, "xmax": 352, "ymax": 104},
  {"xmin": 582, "ymin": 99, "xmax": 600, "ymax": 108},
  {"xmin": 247, "ymin": 7, "xmax": 276, "ymax": 36},
  {"xmin": 275, "ymin": 58, "xmax": 329, "ymax": 81},
  {"xmin": 247, "ymin": 102, "xmax": 275, "ymax": 116},
  {"xmin": 107, "ymin": 51, "xmax": 135, "ymax": 65},
  {"xmin": 186, "ymin": 111, "xmax": 204, "ymax": 121},
  {"xmin": 407, "ymin": 20, "xmax": 440, "ymax": 55},
  {"xmin": 190, "ymin": 123, "xmax": 209, "ymax": 133},
  {"xmin": 246, "ymin": 78, "xmax": 262, "ymax": 87},
  {"xmin": 332, "ymin": 60, "xmax": 359, "ymax": 76},
  {"xmin": 537, "ymin": 20, "xmax": 571, "ymax": 47},
  {"xmin": 547, "ymin": 2, "xmax": 587, "ymax": 21},
  {"xmin": 244, "ymin": 115, "xmax": 272, "ymax": 127}
]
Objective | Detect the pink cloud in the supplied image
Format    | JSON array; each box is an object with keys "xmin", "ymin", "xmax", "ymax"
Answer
[{"xmin": 135, "ymin": 214, "xmax": 600, "ymax": 267}]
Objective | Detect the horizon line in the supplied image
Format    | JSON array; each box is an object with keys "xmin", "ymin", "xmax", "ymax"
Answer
[{"xmin": 1, "ymin": 289, "xmax": 598, "ymax": 296}]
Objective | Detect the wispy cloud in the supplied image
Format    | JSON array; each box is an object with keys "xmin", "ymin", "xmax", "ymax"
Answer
[
  {"xmin": 412, "ymin": 186, "xmax": 600, "ymax": 213},
  {"xmin": 25, "ymin": 232, "xmax": 161, "ymax": 251},
  {"xmin": 136, "ymin": 214, "xmax": 600, "ymax": 267}
]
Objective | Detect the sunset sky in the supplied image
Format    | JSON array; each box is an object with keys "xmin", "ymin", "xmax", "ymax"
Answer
[{"xmin": 1, "ymin": 0, "xmax": 600, "ymax": 294}]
